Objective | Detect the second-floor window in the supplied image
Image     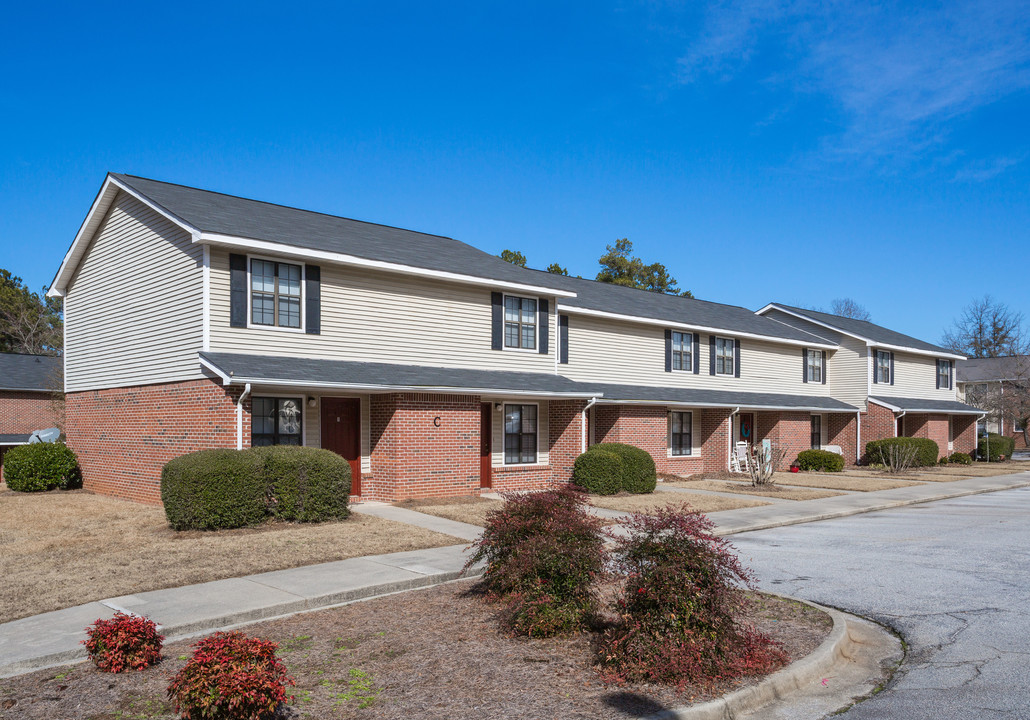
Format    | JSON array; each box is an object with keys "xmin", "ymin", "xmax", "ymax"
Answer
[
  {"xmin": 252, "ymin": 259, "xmax": 301, "ymax": 328},
  {"xmin": 504, "ymin": 296, "xmax": 537, "ymax": 350},
  {"xmin": 937, "ymin": 360, "xmax": 951, "ymax": 389},
  {"xmin": 672, "ymin": 332, "xmax": 692, "ymax": 371},
  {"xmin": 670, "ymin": 411, "xmax": 692, "ymax": 456},
  {"xmin": 715, "ymin": 337, "xmax": 734, "ymax": 375},
  {"xmin": 806, "ymin": 349, "xmax": 823, "ymax": 383},
  {"xmin": 876, "ymin": 350, "xmax": 891, "ymax": 384}
]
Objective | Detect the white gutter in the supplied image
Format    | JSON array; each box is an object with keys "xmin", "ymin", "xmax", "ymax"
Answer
[
  {"xmin": 592, "ymin": 398, "xmax": 857, "ymax": 413},
  {"xmin": 236, "ymin": 383, "xmax": 252, "ymax": 450},
  {"xmin": 581, "ymin": 396, "xmax": 598, "ymax": 453},
  {"xmin": 893, "ymin": 410, "xmax": 906, "ymax": 437}
]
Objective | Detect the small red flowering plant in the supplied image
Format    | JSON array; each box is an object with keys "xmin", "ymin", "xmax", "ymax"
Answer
[{"xmin": 82, "ymin": 611, "xmax": 164, "ymax": 673}]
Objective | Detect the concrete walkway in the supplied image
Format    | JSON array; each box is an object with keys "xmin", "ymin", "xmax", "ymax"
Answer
[{"xmin": 2, "ymin": 468, "xmax": 1028, "ymax": 679}]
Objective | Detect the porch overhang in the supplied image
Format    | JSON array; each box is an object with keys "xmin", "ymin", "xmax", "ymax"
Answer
[
  {"xmin": 869, "ymin": 396, "xmax": 985, "ymax": 415},
  {"xmin": 588, "ymin": 383, "xmax": 859, "ymax": 413}
]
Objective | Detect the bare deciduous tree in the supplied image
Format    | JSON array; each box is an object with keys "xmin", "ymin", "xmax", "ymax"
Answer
[
  {"xmin": 942, "ymin": 296, "xmax": 1027, "ymax": 358},
  {"xmin": 746, "ymin": 442, "xmax": 788, "ymax": 486},
  {"xmin": 830, "ymin": 297, "xmax": 871, "ymax": 321}
]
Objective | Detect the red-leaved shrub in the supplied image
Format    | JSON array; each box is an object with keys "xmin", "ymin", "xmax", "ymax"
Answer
[
  {"xmin": 82, "ymin": 612, "xmax": 163, "ymax": 673},
  {"xmin": 598, "ymin": 508, "xmax": 787, "ymax": 689},
  {"xmin": 167, "ymin": 631, "xmax": 295, "ymax": 720},
  {"xmin": 464, "ymin": 486, "xmax": 606, "ymax": 636}
]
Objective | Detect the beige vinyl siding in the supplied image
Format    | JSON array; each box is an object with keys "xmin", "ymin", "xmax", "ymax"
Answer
[
  {"xmin": 486, "ymin": 398, "xmax": 549, "ymax": 467},
  {"xmin": 209, "ymin": 249, "xmax": 556, "ymax": 373},
  {"xmin": 872, "ymin": 350, "xmax": 961, "ymax": 402},
  {"xmin": 828, "ymin": 336, "xmax": 868, "ymax": 409},
  {"xmin": 64, "ymin": 193, "xmax": 204, "ymax": 392},
  {"xmin": 561, "ymin": 314, "xmax": 826, "ymax": 396}
]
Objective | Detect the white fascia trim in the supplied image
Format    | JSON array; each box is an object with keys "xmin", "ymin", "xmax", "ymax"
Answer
[
  {"xmin": 48, "ymin": 175, "xmax": 200, "ymax": 298},
  {"xmin": 196, "ymin": 232, "xmax": 577, "ymax": 298},
  {"xmin": 558, "ymin": 304, "xmax": 837, "ymax": 349},
  {"xmin": 0, "ymin": 387, "xmax": 53, "ymax": 393},
  {"xmin": 199, "ymin": 355, "xmax": 233, "ymax": 385},
  {"xmin": 595, "ymin": 398, "xmax": 857, "ymax": 412},
  {"xmin": 234, "ymin": 378, "xmax": 597, "ymax": 398},
  {"xmin": 864, "ymin": 340, "xmax": 966, "ymax": 361}
]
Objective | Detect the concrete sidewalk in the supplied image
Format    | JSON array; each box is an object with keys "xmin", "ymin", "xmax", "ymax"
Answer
[{"xmin": 2, "ymin": 469, "xmax": 1028, "ymax": 678}]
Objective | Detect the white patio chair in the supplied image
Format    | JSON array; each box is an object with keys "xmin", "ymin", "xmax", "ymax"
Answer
[{"xmin": 731, "ymin": 441, "xmax": 750, "ymax": 473}]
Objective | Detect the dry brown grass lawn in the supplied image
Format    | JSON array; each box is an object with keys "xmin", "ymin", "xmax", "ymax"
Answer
[
  {"xmin": 590, "ymin": 492, "xmax": 768, "ymax": 514},
  {"xmin": 768, "ymin": 472, "xmax": 924, "ymax": 492},
  {"xmin": 0, "ymin": 487, "xmax": 460, "ymax": 625},
  {"xmin": 664, "ymin": 479, "xmax": 843, "ymax": 501},
  {"xmin": 917, "ymin": 463, "xmax": 1024, "ymax": 480},
  {"xmin": 395, "ymin": 496, "xmax": 504, "ymax": 527}
]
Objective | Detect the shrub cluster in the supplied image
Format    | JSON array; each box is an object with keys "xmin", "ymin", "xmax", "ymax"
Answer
[
  {"xmin": 83, "ymin": 612, "xmax": 164, "ymax": 673},
  {"xmin": 167, "ymin": 631, "xmax": 294, "ymax": 720},
  {"xmin": 161, "ymin": 446, "xmax": 351, "ymax": 530},
  {"xmin": 795, "ymin": 449, "xmax": 844, "ymax": 473},
  {"xmin": 463, "ymin": 486, "xmax": 606, "ymax": 636},
  {"xmin": 3, "ymin": 442, "xmax": 80, "ymax": 492},
  {"xmin": 978, "ymin": 433, "xmax": 1015, "ymax": 462},
  {"xmin": 597, "ymin": 509, "xmax": 787, "ymax": 689},
  {"xmin": 571, "ymin": 443, "xmax": 657, "ymax": 495},
  {"xmin": 865, "ymin": 437, "xmax": 940, "ymax": 467},
  {"xmin": 948, "ymin": 451, "xmax": 972, "ymax": 465}
]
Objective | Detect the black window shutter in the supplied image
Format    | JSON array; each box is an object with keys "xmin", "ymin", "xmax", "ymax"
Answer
[
  {"xmin": 872, "ymin": 351, "xmax": 878, "ymax": 384},
  {"xmin": 821, "ymin": 350, "xmax": 827, "ymax": 385},
  {"xmin": 734, "ymin": 339, "xmax": 741, "ymax": 378},
  {"xmin": 559, "ymin": 314, "xmax": 569, "ymax": 364},
  {"xmin": 692, "ymin": 333, "xmax": 700, "ymax": 374},
  {"xmin": 802, "ymin": 347, "xmax": 809, "ymax": 383},
  {"xmin": 538, "ymin": 299, "xmax": 549, "ymax": 355},
  {"xmin": 889, "ymin": 352, "xmax": 895, "ymax": 385},
  {"xmin": 936, "ymin": 360, "xmax": 941, "ymax": 389},
  {"xmin": 230, "ymin": 253, "xmax": 247, "ymax": 328},
  {"xmin": 304, "ymin": 264, "xmax": 320, "ymax": 335},
  {"xmin": 491, "ymin": 292, "xmax": 503, "ymax": 350},
  {"xmin": 665, "ymin": 329, "xmax": 672, "ymax": 372},
  {"xmin": 709, "ymin": 335, "xmax": 716, "ymax": 375}
]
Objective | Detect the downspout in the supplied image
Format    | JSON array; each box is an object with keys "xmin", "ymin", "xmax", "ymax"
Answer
[
  {"xmin": 236, "ymin": 383, "xmax": 252, "ymax": 451},
  {"xmin": 894, "ymin": 410, "xmax": 906, "ymax": 437},
  {"xmin": 728, "ymin": 407, "xmax": 741, "ymax": 471},
  {"xmin": 581, "ymin": 397, "xmax": 598, "ymax": 453}
]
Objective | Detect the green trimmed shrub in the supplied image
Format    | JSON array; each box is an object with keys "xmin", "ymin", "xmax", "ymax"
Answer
[
  {"xmin": 948, "ymin": 451, "xmax": 972, "ymax": 465},
  {"xmin": 865, "ymin": 437, "xmax": 940, "ymax": 467},
  {"xmin": 795, "ymin": 449, "xmax": 844, "ymax": 473},
  {"xmin": 599, "ymin": 442, "xmax": 658, "ymax": 494},
  {"xmin": 939, "ymin": 456, "xmax": 949, "ymax": 465},
  {"xmin": 252, "ymin": 446, "xmax": 350, "ymax": 522},
  {"xmin": 161, "ymin": 449, "xmax": 266, "ymax": 530},
  {"xmin": 571, "ymin": 449, "xmax": 623, "ymax": 495},
  {"xmin": 3, "ymin": 442, "xmax": 80, "ymax": 492},
  {"xmin": 977, "ymin": 433, "xmax": 1015, "ymax": 462}
]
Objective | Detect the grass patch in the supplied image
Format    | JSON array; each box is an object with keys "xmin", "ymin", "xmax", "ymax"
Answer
[
  {"xmin": 768, "ymin": 473, "xmax": 924, "ymax": 492},
  {"xmin": 590, "ymin": 492, "xmax": 768, "ymax": 515},
  {"xmin": 0, "ymin": 486, "xmax": 460, "ymax": 624},
  {"xmin": 661, "ymin": 479, "xmax": 843, "ymax": 501},
  {"xmin": 395, "ymin": 495, "xmax": 504, "ymax": 527}
]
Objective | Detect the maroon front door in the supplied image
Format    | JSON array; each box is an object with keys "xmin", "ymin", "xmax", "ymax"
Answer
[
  {"xmin": 738, "ymin": 413, "xmax": 755, "ymax": 444},
  {"xmin": 480, "ymin": 403, "xmax": 493, "ymax": 489},
  {"xmin": 321, "ymin": 398, "xmax": 361, "ymax": 496}
]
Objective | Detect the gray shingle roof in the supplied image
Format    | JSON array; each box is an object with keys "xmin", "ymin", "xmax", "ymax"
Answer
[
  {"xmin": 200, "ymin": 352, "xmax": 596, "ymax": 397},
  {"xmin": 0, "ymin": 434, "xmax": 31, "ymax": 445},
  {"xmin": 767, "ymin": 304, "xmax": 956, "ymax": 355},
  {"xmin": 591, "ymin": 383, "xmax": 858, "ymax": 411},
  {"xmin": 0, "ymin": 354, "xmax": 61, "ymax": 392},
  {"xmin": 869, "ymin": 396, "xmax": 983, "ymax": 414},
  {"xmin": 956, "ymin": 356, "xmax": 1030, "ymax": 383}
]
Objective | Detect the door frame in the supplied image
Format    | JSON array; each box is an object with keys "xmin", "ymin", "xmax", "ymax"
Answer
[
  {"xmin": 320, "ymin": 395, "xmax": 362, "ymax": 496},
  {"xmin": 480, "ymin": 402, "xmax": 493, "ymax": 489}
]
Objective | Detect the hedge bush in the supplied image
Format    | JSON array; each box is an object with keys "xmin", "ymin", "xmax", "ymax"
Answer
[
  {"xmin": 948, "ymin": 451, "xmax": 972, "ymax": 465},
  {"xmin": 795, "ymin": 449, "xmax": 844, "ymax": 473},
  {"xmin": 3, "ymin": 442, "xmax": 80, "ymax": 492},
  {"xmin": 571, "ymin": 449, "xmax": 623, "ymax": 495},
  {"xmin": 83, "ymin": 612, "xmax": 163, "ymax": 673},
  {"xmin": 161, "ymin": 449, "xmax": 266, "ymax": 531},
  {"xmin": 978, "ymin": 433, "xmax": 1015, "ymax": 462},
  {"xmin": 251, "ymin": 445, "xmax": 350, "ymax": 522},
  {"xmin": 865, "ymin": 437, "xmax": 940, "ymax": 467},
  {"xmin": 600, "ymin": 442, "xmax": 657, "ymax": 493}
]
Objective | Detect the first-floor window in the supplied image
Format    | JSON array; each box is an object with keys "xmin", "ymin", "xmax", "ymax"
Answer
[
  {"xmin": 252, "ymin": 397, "xmax": 303, "ymax": 446},
  {"xmin": 504, "ymin": 404, "xmax": 537, "ymax": 464},
  {"xmin": 672, "ymin": 331, "xmax": 692, "ymax": 371},
  {"xmin": 715, "ymin": 337, "xmax": 734, "ymax": 375},
  {"xmin": 810, "ymin": 415, "xmax": 822, "ymax": 449},
  {"xmin": 670, "ymin": 411, "xmax": 692, "ymax": 456}
]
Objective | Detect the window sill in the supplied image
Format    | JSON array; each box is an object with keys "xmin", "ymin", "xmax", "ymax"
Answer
[
  {"xmin": 496, "ymin": 463, "xmax": 549, "ymax": 470},
  {"xmin": 667, "ymin": 454, "xmax": 700, "ymax": 460}
]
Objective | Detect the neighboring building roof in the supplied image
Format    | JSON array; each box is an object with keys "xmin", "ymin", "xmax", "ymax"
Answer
[
  {"xmin": 956, "ymin": 356, "xmax": 1030, "ymax": 383},
  {"xmin": 0, "ymin": 353, "xmax": 61, "ymax": 392},
  {"xmin": 759, "ymin": 303, "xmax": 963, "ymax": 358},
  {"xmin": 0, "ymin": 433, "xmax": 31, "ymax": 445},
  {"xmin": 591, "ymin": 383, "xmax": 859, "ymax": 412},
  {"xmin": 542, "ymin": 274, "xmax": 836, "ymax": 347},
  {"xmin": 199, "ymin": 352, "xmax": 597, "ymax": 398},
  {"xmin": 869, "ymin": 396, "xmax": 984, "ymax": 415}
]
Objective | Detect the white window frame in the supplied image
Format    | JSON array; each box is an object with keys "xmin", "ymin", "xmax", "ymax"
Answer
[
  {"xmin": 501, "ymin": 293, "xmax": 540, "ymax": 353},
  {"xmin": 876, "ymin": 350, "xmax": 891, "ymax": 384},
  {"xmin": 715, "ymin": 336, "xmax": 735, "ymax": 376},
  {"xmin": 503, "ymin": 402, "xmax": 540, "ymax": 465},
  {"xmin": 246, "ymin": 254, "xmax": 306, "ymax": 334},
  {"xmin": 671, "ymin": 331, "xmax": 692, "ymax": 372},
  {"xmin": 806, "ymin": 349, "xmax": 823, "ymax": 383},
  {"xmin": 251, "ymin": 394, "xmax": 306, "ymax": 447},
  {"xmin": 810, "ymin": 414, "xmax": 823, "ymax": 449},
  {"xmin": 668, "ymin": 410, "xmax": 694, "ymax": 457}
]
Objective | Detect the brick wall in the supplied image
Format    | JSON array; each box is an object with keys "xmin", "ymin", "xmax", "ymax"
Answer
[
  {"xmin": 753, "ymin": 411, "xmax": 810, "ymax": 470},
  {"xmin": 827, "ymin": 413, "xmax": 858, "ymax": 465},
  {"xmin": 0, "ymin": 391, "xmax": 58, "ymax": 434},
  {"xmin": 65, "ymin": 379, "xmax": 243, "ymax": 504},
  {"xmin": 953, "ymin": 415, "xmax": 977, "ymax": 455},
  {"xmin": 905, "ymin": 413, "xmax": 949, "ymax": 459},
  {"xmin": 861, "ymin": 401, "xmax": 896, "ymax": 460}
]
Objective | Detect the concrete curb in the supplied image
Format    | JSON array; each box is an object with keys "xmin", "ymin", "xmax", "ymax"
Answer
[{"xmin": 649, "ymin": 596, "xmax": 854, "ymax": 720}]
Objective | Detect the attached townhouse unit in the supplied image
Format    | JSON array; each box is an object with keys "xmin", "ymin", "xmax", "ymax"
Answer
[
  {"xmin": 956, "ymin": 355, "xmax": 1030, "ymax": 449},
  {"xmin": 0, "ymin": 353, "xmax": 62, "ymax": 478},
  {"xmin": 48, "ymin": 174, "xmax": 982, "ymax": 504}
]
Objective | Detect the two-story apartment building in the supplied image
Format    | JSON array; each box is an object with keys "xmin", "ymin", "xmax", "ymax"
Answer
[
  {"xmin": 47, "ymin": 175, "xmax": 981, "ymax": 504},
  {"xmin": 956, "ymin": 356, "xmax": 1030, "ymax": 449},
  {"xmin": 0, "ymin": 353, "xmax": 62, "ymax": 479}
]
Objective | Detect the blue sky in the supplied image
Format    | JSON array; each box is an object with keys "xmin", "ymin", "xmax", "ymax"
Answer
[{"xmin": 2, "ymin": 1, "xmax": 1028, "ymax": 344}]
